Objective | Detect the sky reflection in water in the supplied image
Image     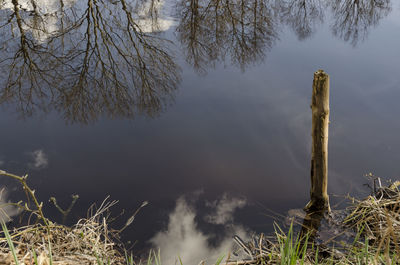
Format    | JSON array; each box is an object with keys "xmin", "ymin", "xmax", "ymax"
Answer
[{"xmin": 1, "ymin": 0, "xmax": 400, "ymax": 255}]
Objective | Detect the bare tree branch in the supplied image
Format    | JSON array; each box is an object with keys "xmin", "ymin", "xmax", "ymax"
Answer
[
  {"xmin": 0, "ymin": 0, "xmax": 181, "ymax": 123},
  {"xmin": 176, "ymin": 0, "xmax": 279, "ymax": 73},
  {"xmin": 330, "ymin": 0, "xmax": 391, "ymax": 46}
]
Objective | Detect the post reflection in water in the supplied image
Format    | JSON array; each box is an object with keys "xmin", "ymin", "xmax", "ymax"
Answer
[
  {"xmin": 0, "ymin": 0, "xmax": 180, "ymax": 123},
  {"xmin": 299, "ymin": 210, "xmax": 325, "ymax": 247},
  {"xmin": 0, "ymin": 0, "xmax": 398, "ymax": 252}
]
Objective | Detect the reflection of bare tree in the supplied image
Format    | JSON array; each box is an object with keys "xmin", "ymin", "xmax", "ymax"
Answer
[
  {"xmin": 279, "ymin": 0, "xmax": 326, "ymax": 40},
  {"xmin": 0, "ymin": 0, "xmax": 180, "ymax": 123},
  {"xmin": 176, "ymin": 0, "xmax": 278, "ymax": 73},
  {"xmin": 330, "ymin": 0, "xmax": 391, "ymax": 46}
]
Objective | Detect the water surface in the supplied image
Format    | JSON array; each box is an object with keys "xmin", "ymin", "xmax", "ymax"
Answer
[{"xmin": 1, "ymin": 0, "xmax": 400, "ymax": 258}]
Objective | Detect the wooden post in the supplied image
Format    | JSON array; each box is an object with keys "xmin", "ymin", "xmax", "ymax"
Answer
[{"xmin": 305, "ymin": 70, "xmax": 330, "ymax": 212}]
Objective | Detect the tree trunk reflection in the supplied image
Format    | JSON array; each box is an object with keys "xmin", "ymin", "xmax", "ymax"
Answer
[
  {"xmin": 0, "ymin": 0, "xmax": 180, "ymax": 123},
  {"xmin": 0, "ymin": 0, "xmax": 393, "ymax": 123},
  {"xmin": 176, "ymin": 0, "xmax": 278, "ymax": 73}
]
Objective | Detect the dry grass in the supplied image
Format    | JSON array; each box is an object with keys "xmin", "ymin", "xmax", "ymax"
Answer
[
  {"xmin": 0, "ymin": 169, "xmax": 150, "ymax": 265},
  {"xmin": 222, "ymin": 178, "xmax": 400, "ymax": 264},
  {"xmin": 0, "ymin": 197, "xmax": 128, "ymax": 265},
  {"xmin": 343, "ymin": 178, "xmax": 400, "ymax": 262},
  {"xmin": 3, "ymin": 168, "xmax": 400, "ymax": 264},
  {"xmin": 344, "ymin": 179, "xmax": 400, "ymax": 244},
  {"xmin": 0, "ymin": 169, "xmax": 145, "ymax": 265}
]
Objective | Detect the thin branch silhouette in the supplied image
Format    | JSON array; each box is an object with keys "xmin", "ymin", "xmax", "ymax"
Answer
[{"xmin": 0, "ymin": 0, "xmax": 181, "ymax": 123}]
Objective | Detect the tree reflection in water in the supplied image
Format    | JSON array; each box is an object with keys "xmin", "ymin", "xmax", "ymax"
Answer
[
  {"xmin": 279, "ymin": 0, "xmax": 326, "ymax": 40},
  {"xmin": 175, "ymin": 0, "xmax": 279, "ymax": 73},
  {"xmin": 0, "ymin": 0, "xmax": 180, "ymax": 123},
  {"xmin": 330, "ymin": 0, "xmax": 392, "ymax": 46},
  {"xmin": 0, "ymin": 0, "xmax": 394, "ymax": 123},
  {"xmin": 175, "ymin": 0, "xmax": 392, "ymax": 73}
]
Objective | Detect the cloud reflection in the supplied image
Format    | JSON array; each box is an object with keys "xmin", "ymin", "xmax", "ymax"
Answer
[
  {"xmin": 205, "ymin": 193, "xmax": 246, "ymax": 225},
  {"xmin": 0, "ymin": 187, "xmax": 20, "ymax": 223},
  {"xmin": 0, "ymin": 0, "xmax": 181, "ymax": 124},
  {"xmin": 149, "ymin": 194, "xmax": 250, "ymax": 264},
  {"xmin": 29, "ymin": 149, "xmax": 49, "ymax": 169},
  {"xmin": 0, "ymin": 0, "xmax": 394, "ymax": 124}
]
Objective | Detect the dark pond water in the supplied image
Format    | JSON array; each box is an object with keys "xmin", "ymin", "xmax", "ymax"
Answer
[{"xmin": 1, "ymin": 0, "xmax": 400, "ymax": 262}]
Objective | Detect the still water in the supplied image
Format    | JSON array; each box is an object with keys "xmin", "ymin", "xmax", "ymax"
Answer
[{"xmin": 1, "ymin": 0, "xmax": 400, "ymax": 261}]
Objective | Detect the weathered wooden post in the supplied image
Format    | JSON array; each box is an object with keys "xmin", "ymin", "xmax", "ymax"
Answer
[{"xmin": 305, "ymin": 70, "xmax": 331, "ymax": 212}]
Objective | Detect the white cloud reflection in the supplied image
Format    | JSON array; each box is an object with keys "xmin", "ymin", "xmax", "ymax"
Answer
[
  {"xmin": 135, "ymin": 0, "xmax": 175, "ymax": 33},
  {"xmin": 205, "ymin": 193, "xmax": 246, "ymax": 225},
  {"xmin": 149, "ymin": 194, "xmax": 250, "ymax": 264},
  {"xmin": 0, "ymin": 0, "xmax": 75, "ymax": 43},
  {"xmin": 0, "ymin": 0, "xmax": 174, "ymax": 43},
  {"xmin": 0, "ymin": 187, "xmax": 20, "ymax": 223},
  {"xmin": 29, "ymin": 149, "xmax": 49, "ymax": 169}
]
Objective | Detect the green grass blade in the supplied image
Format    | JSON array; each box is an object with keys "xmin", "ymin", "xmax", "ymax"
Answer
[
  {"xmin": 314, "ymin": 246, "xmax": 318, "ymax": 265},
  {"xmin": 128, "ymin": 252, "xmax": 134, "ymax": 265},
  {"xmin": 95, "ymin": 252, "xmax": 104, "ymax": 265},
  {"xmin": 352, "ymin": 224, "xmax": 365, "ymax": 247},
  {"xmin": 300, "ymin": 233, "xmax": 309, "ymax": 265},
  {"xmin": 155, "ymin": 249, "xmax": 161, "ymax": 265},
  {"xmin": 146, "ymin": 250, "xmax": 154, "ymax": 265},
  {"xmin": 1, "ymin": 221, "xmax": 20, "ymax": 265},
  {"xmin": 124, "ymin": 250, "xmax": 130, "ymax": 265},
  {"xmin": 32, "ymin": 248, "xmax": 38, "ymax": 265},
  {"xmin": 215, "ymin": 254, "xmax": 225, "ymax": 265},
  {"xmin": 48, "ymin": 239, "xmax": 53, "ymax": 265}
]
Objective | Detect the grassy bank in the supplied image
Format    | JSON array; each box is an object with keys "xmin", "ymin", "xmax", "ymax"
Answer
[
  {"xmin": 0, "ymin": 170, "xmax": 136, "ymax": 265},
  {"xmin": 1, "ymin": 170, "xmax": 400, "ymax": 264}
]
